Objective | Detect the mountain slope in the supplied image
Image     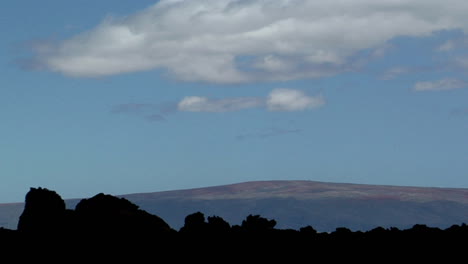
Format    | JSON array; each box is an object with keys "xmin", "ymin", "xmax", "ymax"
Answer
[
  {"xmin": 0, "ymin": 203, "xmax": 24, "ymax": 230},
  {"xmin": 2, "ymin": 180, "xmax": 468, "ymax": 232},
  {"xmin": 120, "ymin": 180, "xmax": 468, "ymax": 232}
]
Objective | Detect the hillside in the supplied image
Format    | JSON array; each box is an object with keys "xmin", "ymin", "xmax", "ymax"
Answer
[
  {"xmin": 2, "ymin": 180, "xmax": 468, "ymax": 232},
  {"xmin": 120, "ymin": 180, "xmax": 468, "ymax": 231},
  {"xmin": 0, "ymin": 203, "xmax": 23, "ymax": 230}
]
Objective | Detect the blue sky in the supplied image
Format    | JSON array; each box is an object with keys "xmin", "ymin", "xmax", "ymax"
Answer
[{"xmin": 1, "ymin": 0, "xmax": 468, "ymax": 202}]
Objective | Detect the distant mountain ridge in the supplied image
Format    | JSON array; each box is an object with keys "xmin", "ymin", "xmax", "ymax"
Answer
[
  {"xmin": 123, "ymin": 180, "xmax": 468, "ymax": 202},
  {"xmin": 2, "ymin": 180, "xmax": 468, "ymax": 232}
]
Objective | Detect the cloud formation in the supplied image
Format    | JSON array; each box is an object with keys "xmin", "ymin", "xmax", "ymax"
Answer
[
  {"xmin": 32, "ymin": 0, "xmax": 468, "ymax": 83},
  {"xmin": 267, "ymin": 89, "xmax": 325, "ymax": 111},
  {"xmin": 380, "ymin": 67, "xmax": 413, "ymax": 80},
  {"xmin": 111, "ymin": 103, "xmax": 175, "ymax": 122},
  {"xmin": 178, "ymin": 96, "xmax": 262, "ymax": 112},
  {"xmin": 178, "ymin": 89, "xmax": 324, "ymax": 112},
  {"xmin": 437, "ymin": 40, "xmax": 456, "ymax": 52},
  {"xmin": 413, "ymin": 78, "xmax": 467, "ymax": 91}
]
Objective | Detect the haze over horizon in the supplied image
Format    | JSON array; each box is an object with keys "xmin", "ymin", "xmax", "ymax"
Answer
[{"xmin": 1, "ymin": 0, "xmax": 468, "ymax": 203}]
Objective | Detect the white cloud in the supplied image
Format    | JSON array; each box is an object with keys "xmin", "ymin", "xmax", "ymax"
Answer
[
  {"xmin": 267, "ymin": 89, "xmax": 325, "ymax": 111},
  {"xmin": 413, "ymin": 78, "xmax": 467, "ymax": 91},
  {"xmin": 33, "ymin": 0, "xmax": 468, "ymax": 83},
  {"xmin": 253, "ymin": 55, "xmax": 295, "ymax": 72},
  {"xmin": 178, "ymin": 89, "xmax": 324, "ymax": 112},
  {"xmin": 380, "ymin": 67, "xmax": 413, "ymax": 80},
  {"xmin": 178, "ymin": 96, "xmax": 262, "ymax": 112}
]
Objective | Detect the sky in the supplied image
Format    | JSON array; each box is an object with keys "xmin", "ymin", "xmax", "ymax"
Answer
[{"xmin": 1, "ymin": 0, "xmax": 468, "ymax": 203}]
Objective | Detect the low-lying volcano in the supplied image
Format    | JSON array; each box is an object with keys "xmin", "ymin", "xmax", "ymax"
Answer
[{"xmin": 2, "ymin": 180, "xmax": 468, "ymax": 232}]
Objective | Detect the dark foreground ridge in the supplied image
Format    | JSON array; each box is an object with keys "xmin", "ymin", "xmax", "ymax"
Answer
[{"xmin": 1, "ymin": 187, "xmax": 467, "ymax": 260}]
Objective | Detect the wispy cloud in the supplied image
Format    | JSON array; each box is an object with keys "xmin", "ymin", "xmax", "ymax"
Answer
[
  {"xmin": 413, "ymin": 78, "xmax": 467, "ymax": 92},
  {"xmin": 437, "ymin": 40, "xmax": 456, "ymax": 52},
  {"xmin": 379, "ymin": 65, "xmax": 446, "ymax": 80},
  {"xmin": 178, "ymin": 89, "xmax": 324, "ymax": 113},
  {"xmin": 380, "ymin": 67, "xmax": 413, "ymax": 80},
  {"xmin": 110, "ymin": 103, "xmax": 155, "ymax": 114},
  {"xmin": 30, "ymin": 0, "xmax": 468, "ymax": 83},
  {"xmin": 236, "ymin": 128, "xmax": 302, "ymax": 140},
  {"xmin": 178, "ymin": 97, "xmax": 263, "ymax": 112},
  {"xmin": 436, "ymin": 36, "xmax": 468, "ymax": 52},
  {"xmin": 455, "ymin": 57, "xmax": 468, "ymax": 70},
  {"xmin": 371, "ymin": 43, "xmax": 394, "ymax": 58},
  {"xmin": 145, "ymin": 114, "xmax": 167, "ymax": 122},
  {"xmin": 111, "ymin": 103, "xmax": 174, "ymax": 122}
]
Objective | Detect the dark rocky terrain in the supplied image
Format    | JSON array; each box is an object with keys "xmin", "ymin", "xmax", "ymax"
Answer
[
  {"xmin": 2, "ymin": 180, "xmax": 468, "ymax": 232},
  {"xmin": 0, "ymin": 185, "xmax": 467, "ymax": 260}
]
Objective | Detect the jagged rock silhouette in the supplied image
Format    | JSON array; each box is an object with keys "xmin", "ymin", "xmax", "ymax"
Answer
[
  {"xmin": 179, "ymin": 211, "xmax": 207, "ymax": 233},
  {"xmin": 17, "ymin": 187, "xmax": 173, "ymax": 239},
  {"xmin": 8, "ymin": 187, "xmax": 468, "ymax": 261},
  {"xmin": 17, "ymin": 187, "xmax": 68, "ymax": 233},
  {"xmin": 241, "ymin": 214, "xmax": 277, "ymax": 232},
  {"xmin": 179, "ymin": 212, "xmax": 231, "ymax": 234},
  {"xmin": 74, "ymin": 193, "xmax": 174, "ymax": 236}
]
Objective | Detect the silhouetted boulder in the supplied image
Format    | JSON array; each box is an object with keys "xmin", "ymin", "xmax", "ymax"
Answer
[
  {"xmin": 17, "ymin": 187, "xmax": 67, "ymax": 233},
  {"xmin": 74, "ymin": 193, "xmax": 173, "ymax": 237},
  {"xmin": 179, "ymin": 212, "xmax": 231, "ymax": 236},
  {"xmin": 207, "ymin": 215, "xmax": 231, "ymax": 233},
  {"xmin": 241, "ymin": 214, "xmax": 276, "ymax": 232},
  {"xmin": 179, "ymin": 211, "xmax": 207, "ymax": 233},
  {"xmin": 299, "ymin": 225, "xmax": 317, "ymax": 235},
  {"xmin": 12, "ymin": 186, "xmax": 468, "ymax": 259},
  {"xmin": 446, "ymin": 223, "xmax": 468, "ymax": 235}
]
